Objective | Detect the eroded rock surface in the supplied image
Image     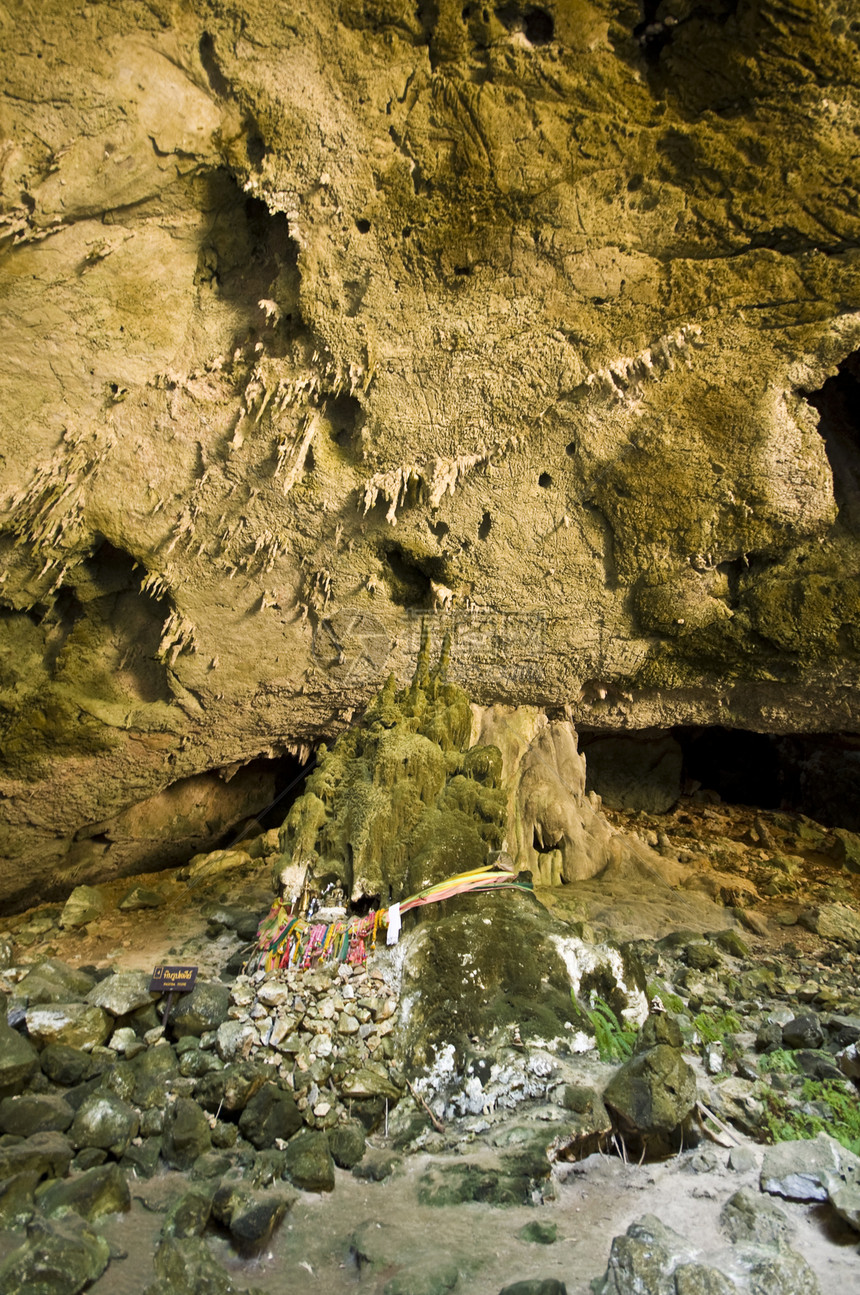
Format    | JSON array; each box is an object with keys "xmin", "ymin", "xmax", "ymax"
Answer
[{"xmin": 3, "ymin": 1, "xmax": 860, "ymax": 899}]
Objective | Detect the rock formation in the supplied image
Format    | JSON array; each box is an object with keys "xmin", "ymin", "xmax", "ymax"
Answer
[{"xmin": 2, "ymin": 0, "xmax": 860, "ymax": 899}]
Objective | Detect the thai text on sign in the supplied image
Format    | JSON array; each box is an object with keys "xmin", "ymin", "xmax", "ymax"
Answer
[{"xmin": 149, "ymin": 965, "xmax": 198, "ymax": 994}]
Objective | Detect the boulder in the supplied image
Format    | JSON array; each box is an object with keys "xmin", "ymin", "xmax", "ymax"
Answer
[
  {"xmin": 329, "ymin": 1118, "xmax": 367, "ymax": 1169},
  {"xmin": 282, "ymin": 1129, "xmax": 335, "ymax": 1193},
  {"xmin": 719, "ymin": 1188, "xmax": 794, "ymax": 1246},
  {"xmin": 59, "ymin": 886, "xmax": 105, "ymax": 928},
  {"xmin": 162, "ymin": 1098, "xmax": 212, "ymax": 1170},
  {"xmin": 0, "ymin": 1217, "xmax": 110, "ymax": 1295},
  {"xmin": 161, "ymin": 1186, "xmax": 214, "ymax": 1240},
  {"xmin": 602, "ymin": 1045, "xmax": 697, "ymax": 1149},
  {"xmin": 14, "ymin": 959, "xmax": 95, "ymax": 1005},
  {"xmin": 24, "ymin": 1003, "xmax": 112, "ymax": 1052},
  {"xmin": 36, "ymin": 1162, "xmax": 131, "ymax": 1221},
  {"xmin": 238, "ymin": 1083, "xmax": 302, "ymax": 1149},
  {"xmin": 169, "ymin": 982, "xmax": 231, "ymax": 1038},
  {"xmin": 0, "ymin": 1018, "xmax": 39, "ymax": 1097},
  {"xmin": 118, "ymin": 886, "xmax": 163, "ymax": 910},
  {"xmin": 831, "ymin": 829, "xmax": 860, "ymax": 874},
  {"xmin": 499, "ymin": 1284, "xmax": 567, "ymax": 1295},
  {"xmin": 0, "ymin": 1131, "xmax": 74, "ymax": 1182},
  {"xmin": 761, "ymin": 1133, "xmax": 860, "ymax": 1202},
  {"xmin": 781, "ymin": 1014, "xmax": 824, "ymax": 1050},
  {"xmin": 194, "ymin": 1061, "xmax": 268, "ymax": 1114},
  {"xmin": 121, "ymin": 1137, "xmax": 163, "ymax": 1180},
  {"xmin": 0, "ymin": 1093, "xmax": 75, "ymax": 1137},
  {"xmin": 592, "ymin": 1214, "xmax": 821, "ymax": 1295},
  {"xmin": 86, "ymin": 972, "xmax": 156, "ymax": 1018},
  {"xmin": 211, "ymin": 1179, "xmax": 295, "ymax": 1251},
  {"xmin": 40, "ymin": 1045, "xmax": 92, "ymax": 1088},
  {"xmin": 797, "ymin": 903, "xmax": 860, "ymax": 946},
  {"xmin": 0, "ymin": 1169, "xmax": 40, "ymax": 1228},
  {"xmin": 151, "ymin": 1236, "xmax": 234, "ymax": 1295},
  {"xmin": 69, "ymin": 1092, "xmax": 139, "ymax": 1157}
]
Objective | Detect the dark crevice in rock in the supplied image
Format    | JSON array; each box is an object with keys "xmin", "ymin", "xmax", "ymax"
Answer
[
  {"xmin": 496, "ymin": 4, "xmax": 554, "ymax": 46},
  {"xmin": 804, "ymin": 349, "xmax": 860, "ymax": 534},
  {"xmin": 211, "ymin": 750, "xmax": 315, "ymax": 845},
  {"xmin": 381, "ymin": 544, "xmax": 446, "ymax": 607},
  {"xmin": 198, "ymin": 32, "xmax": 230, "ymax": 98}
]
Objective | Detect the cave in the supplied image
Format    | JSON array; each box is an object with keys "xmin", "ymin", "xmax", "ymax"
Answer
[
  {"xmin": 805, "ymin": 348, "xmax": 860, "ymax": 533},
  {"xmin": 2, "ymin": 6, "xmax": 860, "ymax": 1286},
  {"xmin": 581, "ymin": 725, "xmax": 860, "ymax": 831}
]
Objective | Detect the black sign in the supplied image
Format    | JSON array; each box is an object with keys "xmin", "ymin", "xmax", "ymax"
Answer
[{"xmin": 149, "ymin": 965, "xmax": 198, "ymax": 994}]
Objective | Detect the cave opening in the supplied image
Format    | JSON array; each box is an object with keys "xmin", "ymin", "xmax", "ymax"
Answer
[
  {"xmin": 804, "ymin": 348, "xmax": 860, "ymax": 533},
  {"xmin": 213, "ymin": 748, "xmax": 316, "ymax": 848},
  {"xmin": 580, "ymin": 725, "xmax": 860, "ymax": 830}
]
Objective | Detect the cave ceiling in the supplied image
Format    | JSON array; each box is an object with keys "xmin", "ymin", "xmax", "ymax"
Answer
[{"xmin": 1, "ymin": 0, "xmax": 860, "ymax": 903}]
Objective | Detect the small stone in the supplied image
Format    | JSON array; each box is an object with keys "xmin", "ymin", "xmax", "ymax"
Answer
[
  {"xmin": 215, "ymin": 1018, "xmax": 258, "ymax": 1061},
  {"xmin": 109, "ymin": 1027, "xmax": 146, "ymax": 1057},
  {"xmin": 337, "ymin": 1012, "xmax": 360, "ymax": 1035},
  {"xmin": 118, "ymin": 886, "xmax": 163, "ymax": 911},
  {"xmin": 727, "ymin": 1145, "xmax": 759, "ymax": 1173}
]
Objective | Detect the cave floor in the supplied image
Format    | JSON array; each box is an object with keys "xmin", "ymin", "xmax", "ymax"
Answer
[{"xmin": 2, "ymin": 797, "xmax": 859, "ymax": 1293}]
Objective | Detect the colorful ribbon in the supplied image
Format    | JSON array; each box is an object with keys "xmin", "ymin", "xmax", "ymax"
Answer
[{"xmin": 249, "ymin": 865, "xmax": 532, "ymax": 973}]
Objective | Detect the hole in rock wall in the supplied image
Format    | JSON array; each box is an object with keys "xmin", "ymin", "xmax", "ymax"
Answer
[
  {"xmin": 581, "ymin": 726, "xmax": 860, "ymax": 830},
  {"xmin": 804, "ymin": 349, "xmax": 860, "ymax": 533},
  {"xmin": 322, "ymin": 392, "xmax": 363, "ymax": 455},
  {"xmin": 74, "ymin": 539, "xmax": 174, "ymax": 705},
  {"xmin": 538, "ymin": 472, "xmax": 553, "ymax": 488},
  {"xmin": 496, "ymin": 4, "xmax": 554, "ymax": 45},
  {"xmin": 382, "ymin": 544, "xmax": 446, "ymax": 607},
  {"xmin": 197, "ymin": 177, "xmax": 300, "ymax": 342}
]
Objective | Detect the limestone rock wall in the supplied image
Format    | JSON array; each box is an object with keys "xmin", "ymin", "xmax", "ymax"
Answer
[{"xmin": 2, "ymin": 0, "xmax": 860, "ymax": 901}]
